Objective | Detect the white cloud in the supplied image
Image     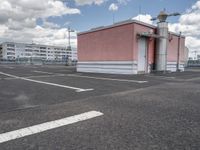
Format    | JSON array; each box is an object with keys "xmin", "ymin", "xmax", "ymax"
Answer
[
  {"xmin": 117, "ymin": 0, "xmax": 130, "ymax": 5},
  {"xmin": 0, "ymin": 25, "xmax": 77, "ymax": 47},
  {"xmin": 42, "ymin": 19, "xmax": 60, "ymax": 29},
  {"xmin": 109, "ymin": 3, "xmax": 118, "ymax": 11},
  {"xmin": 0, "ymin": 0, "xmax": 80, "ymax": 47},
  {"xmin": 185, "ymin": 36, "xmax": 200, "ymax": 50},
  {"xmin": 168, "ymin": 0, "xmax": 200, "ymax": 53},
  {"xmin": 131, "ymin": 0, "xmax": 200, "ymax": 54},
  {"xmin": 132, "ymin": 14, "xmax": 153, "ymax": 24},
  {"xmin": 0, "ymin": 0, "xmax": 80, "ymax": 23},
  {"xmin": 108, "ymin": 0, "xmax": 129, "ymax": 11},
  {"xmin": 74, "ymin": 0, "xmax": 105, "ymax": 6},
  {"xmin": 191, "ymin": 0, "xmax": 200, "ymax": 10}
]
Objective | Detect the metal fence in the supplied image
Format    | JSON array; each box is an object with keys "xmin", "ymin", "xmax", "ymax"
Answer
[
  {"xmin": 0, "ymin": 58, "xmax": 77, "ymax": 66},
  {"xmin": 187, "ymin": 60, "xmax": 200, "ymax": 67}
]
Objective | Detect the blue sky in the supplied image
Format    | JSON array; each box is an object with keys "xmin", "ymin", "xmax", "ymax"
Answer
[
  {"xmin": 0, "ymin": 0, "xmax": 199, "ymax": 56},
  {"xmin": 60, "ymin": 0, "xmax": 196, "ymax": 32}
]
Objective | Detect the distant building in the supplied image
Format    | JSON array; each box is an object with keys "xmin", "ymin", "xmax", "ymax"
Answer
[
  {"xmin": 188, "ymin": 50, "xmax": 200, "ymax": 60},
  {"xmin": 77, "ymin": 19, "xmax": 186, "ymax": 74},
  {"xmin": 0, "ymin": 42, "xmax": 77, "ymax": 61}
]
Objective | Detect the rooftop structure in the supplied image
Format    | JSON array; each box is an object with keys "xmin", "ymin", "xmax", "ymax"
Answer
[{"xmin": 77, "ymin": 19, "xmax": 186, "ymax": 74}]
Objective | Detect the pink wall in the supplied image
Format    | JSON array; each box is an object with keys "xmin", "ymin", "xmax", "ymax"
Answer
[
  {"xmin": 133, "ymin": 23, "xmax": 156, "ymax": 63},
  {"xmin": 78, "ymin": 23, "xmax": 134, "ymax": 61},
  {"xmin": 167, "ymin": 34, "xmax": 185, "ymax": 62},
  {"xmin": 78, "ymin": 22, "xmax": 185, "ymax": 65}
]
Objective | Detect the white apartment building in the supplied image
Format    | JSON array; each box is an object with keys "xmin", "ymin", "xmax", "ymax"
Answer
[{"xmin": 0, "ymin": 42, "xmax": 77, "ymax": 61}]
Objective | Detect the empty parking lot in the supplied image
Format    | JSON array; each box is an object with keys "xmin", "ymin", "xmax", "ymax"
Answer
[{"xmin": 0, "ymin": 64, "xmax": 200, "ymax": 150}]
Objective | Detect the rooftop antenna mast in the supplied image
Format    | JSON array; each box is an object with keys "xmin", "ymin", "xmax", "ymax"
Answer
[
  {"xmin": 139, "ymin": 5, "xmax": 141, "ymax": 21},
  {"xmin": 151, "ymin": 9, "xmax": 180, "ymax": 22},
  {"xmin": 113, "ymin": 12, "xmax": 115, "ymax": 24}
]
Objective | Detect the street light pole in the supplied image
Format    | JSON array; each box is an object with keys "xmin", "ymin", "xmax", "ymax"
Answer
[
  {"xmin": 67, "ymin": 27, "xmax": 75, "ymax": 51},
  {"xmin": 66, "ymin": 27, "xmax": 75, "ymax": 65},
  {"xmin": 177, "ymin": 32, "xmax": 182, "ymax": 71}
]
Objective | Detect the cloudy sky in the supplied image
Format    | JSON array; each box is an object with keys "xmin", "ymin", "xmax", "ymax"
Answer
[{"xmin": 0, "ymin": 0, "xmax": 199, "ymax": 53}]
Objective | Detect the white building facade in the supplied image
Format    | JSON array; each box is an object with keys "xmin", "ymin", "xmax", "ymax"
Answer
[{"xmin": 0, "ymin": 42, "xmax": 77, "ymax": 61}]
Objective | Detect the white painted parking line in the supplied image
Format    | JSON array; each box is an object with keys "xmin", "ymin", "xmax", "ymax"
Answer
[
  {"xmin": 146, "ymin": 75, "xmax": 175, "ymax": 79},
  {"xmin": 0, "ymin": 72, "xmax": 19, "ymax": 79},
  {"xmin": 0, "ymin": 72, "xmax": 93, "ymax": 92},
  {"xmin": 33, "ymin": 70, "xmax": 55, "ymax": 74},
  {"xmin": 25, "ymin": 74, "xmax": 65, "ymax": 79},
  {"xmin": 0, "ymin": 74, "xmax": 65, "ymax": 80},
  {"xmin": 0, "ymin": 111, "xmax": 103, "ymax": 144},
  {"xmin": 67, "ymin": 74, "xmax": 148, "ymax": 83}
]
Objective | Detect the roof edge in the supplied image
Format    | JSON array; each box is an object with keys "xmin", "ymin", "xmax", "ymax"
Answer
[
  {"xmin": 0, "ymin": 41, "xmax": 68, "ymax": 48},
  {"xmin": 78, "ymin": 19, "xmax": 156, "ymax": 35},
  {"xmin": 169, "ymin": 31, "xmax": 185, "ymax": 38}
]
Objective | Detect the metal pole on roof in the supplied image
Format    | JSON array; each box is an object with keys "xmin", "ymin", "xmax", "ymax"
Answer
[
  {"xmin": 138, "ymin": 5, "xmax": 141, "ymax": 21},
  {"xmin": 177, "ymin": 32, "xmax": 182, "ymax": 71},
  {"xmin": 112, "ymin": 12, "xmax": 115, "ymax": 24},
  {"xmin": 67, "ymin": 27, "xmax": 75, "ymax": 51}
]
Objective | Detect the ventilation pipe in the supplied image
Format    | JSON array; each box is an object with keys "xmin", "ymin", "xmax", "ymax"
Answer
[
  {"xmin": 151, "ymin": 11, "xmax": 180, "ymax": 72},
  {"xmin": 156, "ymin": 21, "xmax": 168, "ymax": 71}
]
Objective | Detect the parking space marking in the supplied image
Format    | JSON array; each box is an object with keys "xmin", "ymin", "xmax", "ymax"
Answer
[
  {"xmin": 0, "ymin": 72, "xmax": 94, "ymax": 92},
  {"xmin": 25, "ymin": 74, "xmax": 65, "ymax": 79},
  {"xmin": 33, "ymin": 70, "xmax": 55, "ymax": 75},
  {"xmin": 0, "ymin": 111, "xmax": 103, "ymax": 144},
  {"xmin": 67, "ymin": 74, "xmax": 148, "ymax": 83},
  {"xmin": 3, "ymin": 66, "xmax": 14, "ymax": 69}
]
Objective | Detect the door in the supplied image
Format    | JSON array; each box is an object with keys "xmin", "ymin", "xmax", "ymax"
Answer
[{"xmin": 138, "ymin": 38, "xmax": 147, "ymax": 74}]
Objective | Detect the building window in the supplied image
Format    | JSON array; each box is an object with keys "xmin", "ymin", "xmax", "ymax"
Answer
[
  {"xmin": 40, "ymin": 50, "xmax": 46, "ymax": 53},
  {"xmin": 7, "ymin": 44, "xmax": 15, "ymax": 47},
  {"xmin": 7, "ymin": 52, "xmax": 15, "ymax": 55},
  {"xmin": 25, "ymin": 49, "xmax": 33, "ymax": 52},
  {"xmin": 7, "ymin": 48, "xmax": 15, "ymax": 51},
  {"xmin": 40, "ymin": 47, "xmax": 46, "ymax": 49}
]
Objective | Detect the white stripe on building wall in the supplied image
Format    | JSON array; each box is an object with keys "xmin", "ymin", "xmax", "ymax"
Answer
[
  {"xmin": 77, "ymin": 61, "xmax": 139, "ymax": 74},
  {"xmin": 167, "ymin": 62, "xmax": 185, "ymax": 72},
  {"xmin": 77, "ymin": 61, "xmax": 184, "ymax": 74}
]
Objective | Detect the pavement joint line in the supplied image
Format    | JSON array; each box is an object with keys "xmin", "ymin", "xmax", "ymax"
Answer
[
  {"xmin": 4, "ymin": 67, "xmax": 14, "ymax": 69},
  {"xmin": 0, "ymin": 111, "xmax": 103, "ymax": 144},
  {"xmin": 0, "ymin": 71, "xmax": 94, "ymax": 92},
  {"xmin": 0, "ymin": 77, "xmax": 17, "ymax": 80},
  {"xmin": 4, "ymin": 69, "xmax": 148, "ymax": 83},
  {"xmin": 67, "ymin": 74, "xmax": 148, "ymax": 83},
  {"xmin": 185, "ymin": 77, "xmax": 200, "ymax": 81},
  {"xmin": 18, "ymin": 70, "xmax": 147, "ymax": 83}
]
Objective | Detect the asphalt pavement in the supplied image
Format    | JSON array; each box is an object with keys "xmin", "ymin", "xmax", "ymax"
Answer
[{"xmin": 0, "ymin": 64, "xmax": 200, "ymax": 150}]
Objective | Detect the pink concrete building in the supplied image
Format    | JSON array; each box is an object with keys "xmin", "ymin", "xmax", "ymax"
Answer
[{"xmin": 77, "ymin": 20, "xmax": 185, "ymax": 74}]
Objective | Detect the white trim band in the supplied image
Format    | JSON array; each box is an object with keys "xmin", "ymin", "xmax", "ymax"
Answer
[{"xmin": 77, "ymin": 61, "xmax": 138, "ymax": 74}]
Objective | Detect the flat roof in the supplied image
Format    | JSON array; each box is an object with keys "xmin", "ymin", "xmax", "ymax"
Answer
[
  {"xmin": 78, "ymin": 19, "xmax": 156, "ymax": 35},
  {"xmin": 78, "ymin": 19, "xmax": 185, "ymax": 38},
  {"xmin": 0, "ymin": 41, "xmax": 67, "ymax": 49}
]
